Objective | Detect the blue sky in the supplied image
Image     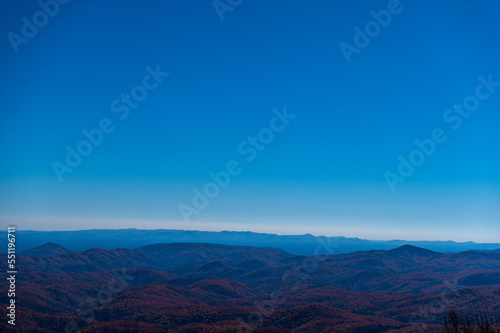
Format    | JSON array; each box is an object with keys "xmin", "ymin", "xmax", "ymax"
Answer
[{"xmin": 1, "ymin": 0, "xmax": 499, "ymax": 242}]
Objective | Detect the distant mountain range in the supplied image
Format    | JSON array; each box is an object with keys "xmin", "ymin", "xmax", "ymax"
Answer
[
  {"xmin": 18, "ymin": 242, "xmax": 500, "ymax": 294},
  {"xmin": 4, "ymin": 228, "xmax": 500, "ymax": 255}
]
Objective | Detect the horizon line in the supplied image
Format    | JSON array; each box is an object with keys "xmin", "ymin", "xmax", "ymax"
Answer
[{"xmin": 1, "ymin": 217, "xmax": 499, "ymax": 245}]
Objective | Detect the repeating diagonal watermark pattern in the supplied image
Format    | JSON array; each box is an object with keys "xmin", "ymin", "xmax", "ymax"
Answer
[
  {"xmin": 339, "ymin": 0, "xmax": 412, "ymax": 64},
  {"xmin": 179, "ymin": 106, "xmax": 296, "ymax": 223},
  {"xmin": 385, "ymin": 74, "xmax": 499, "ymax": 192},
  {"xmin": 237, "ymin": 237, "xmax": 339, "ymax": 332},
  {"xmin": 64, "ymin": 268, "xmax": 134, "ymax": 333},
  {"xmin": 213, "ymin": 0, "xmax": 243, "ymax": 21},
  {"xmin": 408, "ymin": 277, "xmax": 464, "ymax": 332},
  {"xmin": 51, "ymin": 64, "xmax": 169, "ymax": 182},
  {"xmin": 7, "ymin": 0, "xmax": 71, "ymax": 54}
]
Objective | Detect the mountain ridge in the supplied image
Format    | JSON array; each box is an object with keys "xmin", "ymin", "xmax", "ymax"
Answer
[
  {"xmin": 9, "ymin": 242, "xmax": 500, "ymax": 332},
  {"xmin": 3, "ymin": 228, "xmax": 499, "ymax": 255},
  {"xmin": 19, "ymin": 242, "xmax": 74, "ymax": 257}
]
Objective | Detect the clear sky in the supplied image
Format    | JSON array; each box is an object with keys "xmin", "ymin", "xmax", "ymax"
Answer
[{"xmin": 1, "ymin": 0, "xmax": 499, "ymax": 242}]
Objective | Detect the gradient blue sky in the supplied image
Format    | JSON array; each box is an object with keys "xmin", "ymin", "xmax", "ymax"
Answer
[{"xmin": 1, "ymin": 0, "xmax": 499, "ymax": 242}]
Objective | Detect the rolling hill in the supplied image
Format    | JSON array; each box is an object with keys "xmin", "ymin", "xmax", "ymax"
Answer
[
  {"xmin": 3, "ymin": 242, "xmax": 500, "ymax": 332},
  {"xmin": 3, "ymin": 229, "xmax": 500, "ymax": 255}
]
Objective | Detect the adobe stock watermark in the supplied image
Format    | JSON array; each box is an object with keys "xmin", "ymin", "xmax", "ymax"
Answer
[
  {"xmin": 6, "ymin": 226, "xmax": 17, "ymax": 326},
  {"xmin": 7, "ymin": 0, "xmax": 71, "ymax": 54},
  {"xmin": 385, "ymin": 74, "xmax": 499, "ymax": 192},
  {"xmin": 178, "ymin": 106, "xmax": 296, "ymax": 223},
  {"xmin": 213, "ymin": 0, "xmax": 242, "ymax": 21},
  {"xmin": 237, "ymin": 237, "xmax": 339, "ymax": 332},
  {"xmin": 52, "ymin": 65, "xmax": 169, "ymax": 182},
  {"xmin": 339, "ymin": 0, "xmax": 411, "ymax": 64},
  {"xmin": 408, "ymin": 277, "xmax": 463, "ymax": 332},
  {"xmin": 64, "ymin": 268, "xmax": 134, "ymax": 333}
]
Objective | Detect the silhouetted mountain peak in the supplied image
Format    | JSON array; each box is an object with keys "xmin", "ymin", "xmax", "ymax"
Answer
[
  {"xmin": 385, "ymin": 244, "xmax": 438, "ymax": 257},
  {"xmin": 21, "ymin": 242, "xmax": 74, "ymax": 257}
]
